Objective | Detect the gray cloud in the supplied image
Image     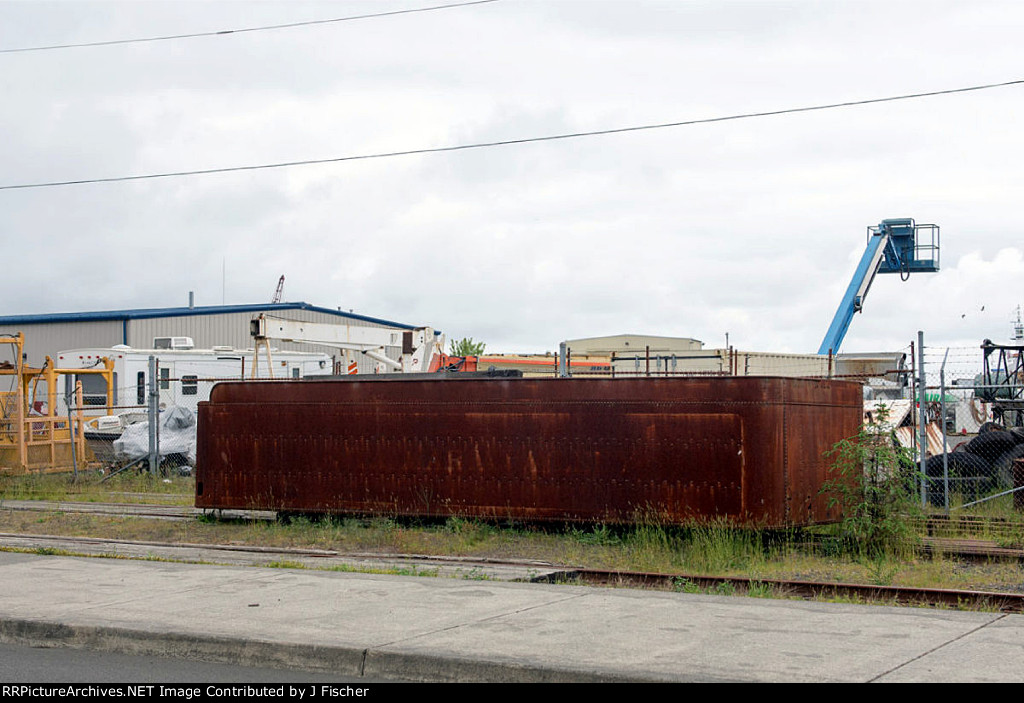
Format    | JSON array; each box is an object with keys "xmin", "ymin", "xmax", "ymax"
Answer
[{"xmin": 2, "ymin": 0, "xmax": 1022, "ymax": 358}]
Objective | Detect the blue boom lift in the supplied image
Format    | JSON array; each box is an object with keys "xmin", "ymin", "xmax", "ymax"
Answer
[{"xmin": 818, "ymin": 218, "xmax": 940, "ymax": 355}]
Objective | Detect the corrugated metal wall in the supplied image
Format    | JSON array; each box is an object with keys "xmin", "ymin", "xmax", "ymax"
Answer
[
  {"xmin": 3, "ymin": 321, "xmax": 123, "ymax": 366},
  {"xmin": 127, "ymin": 309, "xmax": 402, "ymax": 374},
  {"xmin": 606, "ymin": 350, "xmax": 836, "ymax": 378},
  {"xmin": 4, "ymin": 308, "xmax": 405, "ymax": 374},
  {"xmin": 734, "ymin": 351, "xmax": 830, "ymax": 377}
]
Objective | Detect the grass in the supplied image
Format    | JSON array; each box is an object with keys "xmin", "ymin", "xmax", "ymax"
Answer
[
  {"xmin": 0, "ymin": 471, "xmax": 193, "ymax": 505},
  {"xmin": 3, "ymin": 473, "xmax": 1024, "ymax": 603},
  {"xmin": 4, "ymin": 507, "xmax": 1022, "ymax": 597},
  {"xmin": 324, "ymin": 563, "xmax": 442, "ymax": 578},
  {"xmin": 681, "ymin": 521, "xmax": 770, "ymax": 575},
  {"xmin": 746, "ymin": 581, "xmax": 774, "ymax": 598},
  {"xmin": 265, "ymin": 560, "xmax": 307, "ymax": 569}
]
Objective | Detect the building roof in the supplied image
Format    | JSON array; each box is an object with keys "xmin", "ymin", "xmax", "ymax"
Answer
[
  {"xmin": 564, "ymin": 334, "xmax": 704, "ymax": 353},
  {"xmin": 0, "ymin": 302, "xmax": 417, "ymax": 330}
]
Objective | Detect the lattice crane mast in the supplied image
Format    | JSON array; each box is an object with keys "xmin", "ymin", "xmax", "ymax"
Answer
[{"xmin": 271, "ymin": 275, "xmax": 285, "ymax": 304}]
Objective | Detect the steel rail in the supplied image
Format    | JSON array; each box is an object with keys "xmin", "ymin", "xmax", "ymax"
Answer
[
  {"xmin": 1, "ymin": 511, "xmax": 1023, "ymax": 611},
  {"xmin": 539, "ymin": 568, "xmax": 1024, "ymax": 613},
  {"xmin": 4, "ymin": 530, "xmax": 1023, "ymax": 612},
  {"xmin": 3, "ymin": 500, "xmax": 1024, "ymax": 561}
]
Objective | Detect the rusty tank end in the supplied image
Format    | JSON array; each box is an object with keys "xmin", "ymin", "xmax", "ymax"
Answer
[{"xmin": 194, "ymin": 376, "xmax": 862, "ymax": 527}]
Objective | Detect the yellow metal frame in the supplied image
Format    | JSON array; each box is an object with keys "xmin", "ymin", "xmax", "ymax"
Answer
[{"xmin": 0, "ymin": 333, "xmax": 115, "ymax": 474}]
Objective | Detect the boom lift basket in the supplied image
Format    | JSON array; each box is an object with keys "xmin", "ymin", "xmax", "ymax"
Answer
[{"xmin": 873, "ymin": 218, "xmax": 940, "ymax": 275}]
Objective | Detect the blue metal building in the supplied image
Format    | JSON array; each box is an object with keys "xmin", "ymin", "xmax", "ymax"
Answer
[{"xmin": 0, "ymin": 302, "xmax": 419, "ymax": 367}]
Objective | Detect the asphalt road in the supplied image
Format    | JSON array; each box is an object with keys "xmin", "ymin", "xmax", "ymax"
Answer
[
  {"xmin": 0, "ymin": 643, "xmax": 398, "ymax": 684},
  {"xmin": 4, "ymin": 549, "xmax": 1023, "ymax": 682}
]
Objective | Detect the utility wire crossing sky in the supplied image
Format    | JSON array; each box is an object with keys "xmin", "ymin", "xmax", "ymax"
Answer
[
  {"xmin": 0, "ymin": 0, "xmax": 501, "ymax": 53},
  {"xmin": 2, "ymin": 78, "xmax": 1022, "ymax": 191},
  {"xmin": 2, "ymin": 1, "xmax": 1021, "ymax": 355}
]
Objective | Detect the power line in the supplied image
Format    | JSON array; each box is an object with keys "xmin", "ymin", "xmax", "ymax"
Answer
[
  {"xmin": 2, "ymin": 78, "xmax": 1021, "ymax": 192},
  {"xmin": 0, "ymin": 0, "xmax": 500, "ymax": 54}
]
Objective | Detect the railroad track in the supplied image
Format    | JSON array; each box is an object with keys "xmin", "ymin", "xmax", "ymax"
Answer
[
  {"xmin": 3, "ymin": 498, "xmax": 1024, "ymax": 611},
  {"xmin": 3, "ymin": 530, "xmax": 1022, "ymax": 614},
  {"xmin": 0, "ymin": 531, "xmax": 562, "ymax": 582},
  {"xmin": 3, "ymin": 499, "xmax": 1024, "ymax": 562},
  {"xmin": 0, "ymin": 499, "xmax": 273, "ymax": 522},
  {"xmin": 539, "ymin": 569, "xmax": 1024, "ymax": 613},
  {"xmin": 923, "ymin": 537, "xmax": 1024, "ymax": 561},
  {"xmin": 915, "ymin": 514, "xmax": 1024, "ymax": 540}
]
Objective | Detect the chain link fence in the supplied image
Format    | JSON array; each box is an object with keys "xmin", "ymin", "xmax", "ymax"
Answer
[
  {"xmin": 558, "ymin": 346, "xmax": 912, "ymax": 390},
  {"xmin": 77, "ymin": 371, "xmax": 251, "ymax": 477},
  {"xmin": 557, "ymin": 336, "xmax": 1023, "ymax": 515},
  {"xmin": 918, "ymin": 340, "xmax": 1024, "ymax": 513},
  {"xmin": 16, "ymin": 335, "xmax": 1024, "ymax": 517}
]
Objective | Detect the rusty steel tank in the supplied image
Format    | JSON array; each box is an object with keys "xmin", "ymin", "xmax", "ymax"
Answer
[{"xmin": 194, "ymin": 374, "xmax": 863, "ymax": 527}]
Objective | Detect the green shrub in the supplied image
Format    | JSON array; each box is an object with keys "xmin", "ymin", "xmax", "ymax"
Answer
[{"xmin": 820, "ymin": 405, "xmax": 921, "ymax": 558}]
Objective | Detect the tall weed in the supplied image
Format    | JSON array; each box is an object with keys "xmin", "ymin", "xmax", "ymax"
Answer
[
  {"xmin": 820, "ymin": 404, "xmax": 921, "ymax": 558},
  {"xmin": 683, "ymin": 521, "xmax": 766, "ymax": 575}
]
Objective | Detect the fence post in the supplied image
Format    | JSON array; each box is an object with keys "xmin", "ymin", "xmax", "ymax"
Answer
[
  {"xmin": 940, "ymin": 348, "xmax": 950, "ymax": 512},
  {"xmin": 148, "ymin": 355, "xmax": 159, "ymax": 475},
  {"xmin": 918, "ymin": 331, "xmax": 928, "ymax": 507},
  {"xmin": 557, "ymin": 342, "xmax": 569, "ymax": 378},
  {"xmin": 1014, "ymin": 459, "xmax": 1024, "ymax": 513},
  {"xmin": 65, "ymin": 382, "xmax": 78, "ymax": 481}
]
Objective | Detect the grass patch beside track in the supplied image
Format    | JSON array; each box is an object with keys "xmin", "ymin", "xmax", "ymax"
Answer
[
  {"xmin": 3, "ymin": 472, "xmax": 1024, "ymax": 604},
  {"xmin": 1, "ymin": 508, "xmax": 1022, "ymax": 598},
  {"xmin": 0, "ymin": 471, "xmax": 193, "ymax": 505}
]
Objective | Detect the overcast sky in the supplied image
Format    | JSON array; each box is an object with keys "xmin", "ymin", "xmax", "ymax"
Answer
[{"xmin": 2, "ymin": 0, "xmax": 1022, "ymax": 355}]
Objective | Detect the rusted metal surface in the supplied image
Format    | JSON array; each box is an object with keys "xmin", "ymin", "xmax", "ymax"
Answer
[{"xmin": 195, "ymin": 376, "xmax": 862, "ymax": 527}]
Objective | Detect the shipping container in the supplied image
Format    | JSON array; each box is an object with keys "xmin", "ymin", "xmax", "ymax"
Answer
[{"xmin": 195, "ymin": 375, "xmax": 863, "ymax": 527}]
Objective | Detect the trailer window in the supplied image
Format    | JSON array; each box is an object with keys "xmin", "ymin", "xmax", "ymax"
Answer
[
  {"xmin": 137, "ymin": 372, "xmax": 145, "ymax": 405},
  {"xmin": 68, "ymin": 374, "xmax": 112, "ymax": 407},
  {"xmin": 181, "ymin": 375, "xmax": 198, "ymax": 396},
  {"xmin": 160, "ymin": 367, "xmax": 170, "ymax": 390}
]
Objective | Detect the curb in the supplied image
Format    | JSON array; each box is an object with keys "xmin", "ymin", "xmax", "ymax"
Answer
[
  {"xmin": 0, "ymin": 618, "xmax": 364, "ymax": 677},
  {"xmin": 0, "ymin": 617, "xmax": 662, "ymax": 683}
]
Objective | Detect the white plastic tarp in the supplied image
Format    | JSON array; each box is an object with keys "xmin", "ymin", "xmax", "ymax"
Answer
[{"xmin": 113, "ymin": 405, "xmax": 197, "ymax": 465}]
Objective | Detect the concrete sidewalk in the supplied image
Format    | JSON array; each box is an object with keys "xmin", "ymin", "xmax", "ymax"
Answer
[{"xmin": 0, "ymin": 551, "xmax": 1021, "ymax": 682}]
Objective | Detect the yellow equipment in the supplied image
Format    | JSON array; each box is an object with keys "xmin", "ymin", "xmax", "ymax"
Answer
[{"xmin": 0, "ymin": 333, "xmax": 114, "ymax": 474}]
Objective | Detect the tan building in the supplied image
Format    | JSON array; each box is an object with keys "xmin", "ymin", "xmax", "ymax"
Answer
[
  {"xmin": 561, "ymin": 334, "xmax": 905, "ymax": 382},
  {"xmin": 563, "ymin": 334, "xmax": 704, "ymax": 356}
]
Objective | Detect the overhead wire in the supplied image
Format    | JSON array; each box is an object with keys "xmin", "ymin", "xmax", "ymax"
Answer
[
  {"xmin": 1, "ymin": 78, "xmax": 1022, "ymax": 191},
  {"xmin": 0, "ymin": 0, "xmax": 500, "ymax": 53}
]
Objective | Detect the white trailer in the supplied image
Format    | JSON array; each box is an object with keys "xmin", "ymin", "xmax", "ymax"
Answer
[{"xmin": 55, "ymin": 337, "xmax": 331, "ymax": 413}]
